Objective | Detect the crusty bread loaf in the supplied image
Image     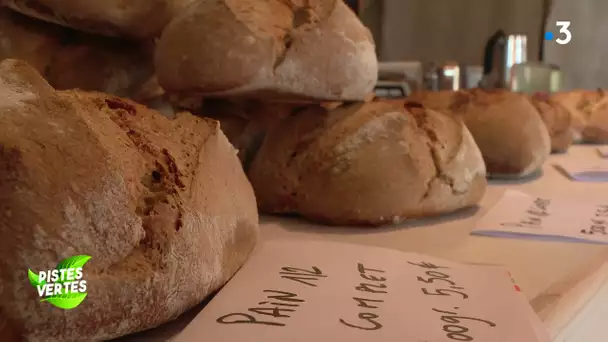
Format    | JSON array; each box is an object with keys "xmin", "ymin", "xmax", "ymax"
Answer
[
  {"xmin": 0, "ymin": 59, "xmax": 258, "ymax": 341},
  {"xmin": 582, "ymin": 94, "xmax": 608, "ymax": 143},
  {"xmin": 155, "ymin": 0, "xmax": 377, "ymax": 103},
  {"xmin": 528, "ymin": 93, "xmax": 573, "ymax": 153},
  {"xmin": 247, "ymin": 100, "xmax": 487, "ymax": 226},
  {"xmin": 0, "ymin": 8, "xmax": 159, "ymax": 103},
  {"xmin": 409, "ymin": 90, "xmax": 551, "ymax": 179},
  {"xmin": 5, "ymin": 0, "xmax": 195, "ymax": 38},
  {"xmin": 551, "ymin": 89, "xmax": 604, "ymax": 143}
]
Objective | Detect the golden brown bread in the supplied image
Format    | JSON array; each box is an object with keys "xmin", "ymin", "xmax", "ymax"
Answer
[
  {"xmin": 0, "ymin": 59, "xmax": 258, "ymax": 341},
  {"xmin": 0, "ymin": 8, "xmax": 159, "ymax": 103},
  {"xmin": 583, "ymin": 93, "xmax": 608, "ymax": 143},
  {"xmin": 551, "ymin": 89, "xmax": 604, "ymax": 143},
  {"xmin": 528, "ymin": 93, "xmax": 573, "ymax": 152},
  {"xmin": 5, "ymin": 0, "xmax": 196, "ymax": 38},
  {"xmin": 247, "ymin": 100, "xmax": 487, "ymax": 226},
  {"xmin": 409, "ymin": 90, "xmax": 551, "ymax": 178},
  {"xmin": 155, "ymin": 0, "xmax": 377, "ymax": 104}
]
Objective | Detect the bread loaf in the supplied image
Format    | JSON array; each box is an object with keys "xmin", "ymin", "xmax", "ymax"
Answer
[
  {"xmin": 155, "ymin": 0, "xmax": 377, "ymax": 103},
  {"xmin": 529, "ymin": 93, "xmax": 573, "ymax": 153},
  {"xmin": 409, "ymin": 90, "xmax": 551, "ymax": 179},
  {"xmin": 5, "ymin": 0, "xmax": 195, "ymax": 38},
  {"xmin": 247, "ymin": 100, "xmax": 487, "ymax": 226},
  {"xmin": 551, "ymin": 89, "xmax": 603, "ymax": 143},
  {"xmin": 582, "ymin": 94, "xmax": 608, "ymax": 143},
  {"xmin": 0, "ymin": 8, "xmax": 158, "ymax": 103},
  {"xmin": 0, "ymin": 59, "xmax": 258, "ymax": 341}
]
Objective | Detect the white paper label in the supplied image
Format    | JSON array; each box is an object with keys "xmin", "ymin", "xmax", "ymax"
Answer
[
  {"xmin": 173, "ymin": 239, "xmax": 549, "ymax": 342},
  {"xmin": 555, "ymin": 159, "xmax": 608, "ymax": 182},
  {"xmin": 473, "ymin": 190, "xmax": 608, "ymax": 244}
]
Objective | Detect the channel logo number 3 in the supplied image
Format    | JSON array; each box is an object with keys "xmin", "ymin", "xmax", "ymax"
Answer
[{"xmin": 555, "ymin": 21, "xmax": 572, "ymax": 45}]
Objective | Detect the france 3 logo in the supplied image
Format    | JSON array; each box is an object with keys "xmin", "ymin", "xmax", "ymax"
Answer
[{"xmin": 544, "ymin": 21, "xmax": 572, "ymax": 45}]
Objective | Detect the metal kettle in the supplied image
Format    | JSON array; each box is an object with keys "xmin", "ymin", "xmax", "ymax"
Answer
[{"xmin": 481, "ymin": 30, "xmax": 528, "ymax": 89}]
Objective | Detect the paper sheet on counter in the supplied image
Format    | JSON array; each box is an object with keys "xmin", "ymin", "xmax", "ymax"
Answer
[
  {"xmin": 173, "ymin": 240, "xmax": 550, "ymax": 342},
  {"xmin": 473, "ymin": 190, "xmax": 608, "ymax": 244},
  {"xmin": 599, "ymin": 146, "xmax": 608, "ymax": 158},
  {"xmin": 555, "ymin": 158, "xmax": 608, "ymax": 182}
]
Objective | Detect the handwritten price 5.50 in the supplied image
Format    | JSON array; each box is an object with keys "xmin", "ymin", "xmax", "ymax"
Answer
[
  {"xmin": 409, "ymin": 262, "xmax": 468, "ymax": 299},
  {"xmin": 408, "ymin": 261, "xmax": 496, "ymax": 341}
]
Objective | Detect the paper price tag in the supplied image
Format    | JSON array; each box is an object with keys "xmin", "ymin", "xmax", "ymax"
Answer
[
  {"xmin": 473, "ymin": 190, "xmax": 608, "ymax": 244},
  {"xmin": 555, "ymin": 159, "xmax": 608, "ymax": 182},
  {"xmin": 174, "ymin": 239, "xmax": 549, "ymax": 342}
]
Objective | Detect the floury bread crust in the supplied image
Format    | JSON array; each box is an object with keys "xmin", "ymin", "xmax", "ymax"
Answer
[
  {"xmin": 551, "ymin": 90, "xmax": 604, "ymax": 143},
  {"xmin": 0, "ymin": 8, "xmax": 159, "ymax": 103},
  {"xmin": 5, "ymin": 0, "xmax": 197, "ymax": 38},
  {"xmin": 155, "ymin": 0, "xmax": 378, "ymax": 103},
  {"xmin": 0, "ymin": 60, "xmax": 258, "ymax": 341},
  {"xmin": 247, "ymin": 100, "xmax": 487, "ymax": 226},
  {"xmin": 583, "ymin": 93, "xmax": 608, "ymax": 143},
  {"xmin": 528, "ymin": 93, "xmax": 573, "ymax": 153},
  {"xmin": 409, "ymin": 90, "xmax": 551, "ymax": 179}
]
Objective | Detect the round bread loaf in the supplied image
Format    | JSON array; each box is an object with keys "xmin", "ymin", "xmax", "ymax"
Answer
[
  {"xmin": 529, "ymin": 93, "xmax": 573, "ymax": 153},
  {"xmin": 0, "ymin": 59, "xmax": 258, "ymax": 341},
  {"xmin": 0, "ymin": 8, "xmax": 159, "ymax": 103},
  {"xmin": 5, "ymin": 0, "xmax": 195, "ymax": 38},
  {"xmin": 582, "ymin": 93, "xmax": 608, "ymax": 143},
  {"xmin": 552, "ymin": 90, "xmax": 604, "ymax": 143},
  {"xmin": 409, "ymin": 90, "xmax": 551, "ymax": 179},
  {"xmin": 155, "ymin": 0, "xmax": 377, "ymax": 103},
  {"xmin": 247, "ymin": 100, "xmax": 487, "ymax": 226}
]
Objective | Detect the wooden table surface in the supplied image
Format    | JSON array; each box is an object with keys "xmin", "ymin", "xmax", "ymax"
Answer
[{"xmin": 118, "ymin": 145, "xmax": 608, "ymax": 341}]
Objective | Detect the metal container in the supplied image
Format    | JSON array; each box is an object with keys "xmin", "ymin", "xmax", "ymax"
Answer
[
  {"xmin": 423, "ymin": 62, "xmax": 463, "ymax": 91},
  {"xmin": 503, "ymin": 34, "xmax": 528, "ymax": 86},
  {"xmin": 462, "ymin": 66, "xmax": 484, "ymax": 89},
  {"xmin": 482, "ymin": 30, "xmax": 528, "ymax": 89},
  {"xmin": 509, "ymin": 63, "xmax": 563, "ymax": 93}
]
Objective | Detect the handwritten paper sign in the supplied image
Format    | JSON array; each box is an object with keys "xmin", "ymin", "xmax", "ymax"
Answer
[
  {"xmin": 473, "ymin": 190, "xmax": 608, "ymax": 244},
  {"xmin": 173, "ymin": 240, "xmax": 549, "ymax": 342},
  {"xmin": 599, "ymin": 146, "xmax": 608, "ymax": 158},
  {"xmin": 555, "ymin": 159, "xmax": 608, "ymax": 182}
]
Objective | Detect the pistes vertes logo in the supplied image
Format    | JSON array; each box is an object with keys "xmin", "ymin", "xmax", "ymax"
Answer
[{"xmin": 27, "ymin": 255, "xmax": 92, "ymax": 310}]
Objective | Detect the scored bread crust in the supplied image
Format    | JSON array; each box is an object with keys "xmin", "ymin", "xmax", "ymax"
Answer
[
  {"xmin": 0, "ymin": 60, "xmax": 258, "ymax": 341},
  {"xmin": 247, "ymin": 100, "xmax": 487, "ymax": 226},
  {"xmin": 5, "ymin": 0, "xmax": 196, "ymax": 38},
  {"xmin": 155, "ymin": 0, "xmax": 377, "ymax": 102},
  {"xmin": 528, "ymin": 93, "xmax": 573, "ymax": 153},
  {"xmin": 409, "ymin": 90, "xmax": 551, "ymax": 178}
]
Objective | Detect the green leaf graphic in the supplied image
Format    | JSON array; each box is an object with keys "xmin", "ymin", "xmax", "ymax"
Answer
[
  {"xmin": 28, "ymin": 269, "xmax": 39, "ymax": 287},
  {"xmin": 56, "ymin": 255, "xmax": 92, "ymax": 270},
  {"xmin": 27, "ymin": 269, "xmax": 46, "ymax": 287},
  {"xmin": 55, "ymin": 255, "xmax": 91, "ymax": 284},
  {"xmin": 42, "ymin": 292, "xmax": 87, "ymax": 310}
]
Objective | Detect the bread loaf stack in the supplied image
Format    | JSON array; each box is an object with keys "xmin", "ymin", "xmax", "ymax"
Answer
[{"xmin": 0, "ymin": 1, "xmax": 488, "ymax": 340}]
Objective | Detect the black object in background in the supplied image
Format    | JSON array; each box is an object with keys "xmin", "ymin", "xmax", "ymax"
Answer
[
  {"xmin": 483, "ymin": 29, "xmax": 506, "ymax": 75},
  {"xmin": 345, "ymin": 0, "xmax": 360, "ymax": 15}
]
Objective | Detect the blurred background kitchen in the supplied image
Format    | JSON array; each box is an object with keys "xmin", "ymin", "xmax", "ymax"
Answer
[{"xmin": 352, "ymin": 0, "xmax": 608, "ymax": 92}]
